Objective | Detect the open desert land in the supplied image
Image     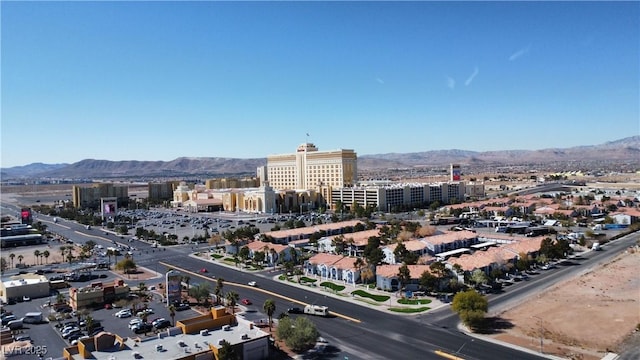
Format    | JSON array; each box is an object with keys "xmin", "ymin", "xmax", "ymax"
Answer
[{"xmin": 488, "ymin": 247, "xmax": 640, "ymax": 360}]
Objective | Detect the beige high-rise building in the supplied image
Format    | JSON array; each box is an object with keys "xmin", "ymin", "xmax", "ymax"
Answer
[{"xmin": 266, "ymin": 143, "xmax": 357, "ymax": 193}]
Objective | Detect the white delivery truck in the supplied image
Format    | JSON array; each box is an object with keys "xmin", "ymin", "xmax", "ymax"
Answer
[{"xmin": 591, "ymin": 242, "xmax": 602, "ymax": 251}]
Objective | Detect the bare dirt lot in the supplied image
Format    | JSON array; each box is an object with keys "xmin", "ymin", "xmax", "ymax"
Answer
[{"xmin": 488, "ymin": 248, "xmax": 640, "ymax": 360}]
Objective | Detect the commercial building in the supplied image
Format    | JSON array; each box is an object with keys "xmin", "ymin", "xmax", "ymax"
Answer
[
  {"xmin": 265, "ymin": 143, "xmax": 357, "ymax": 202},
  {"xmin": 331, "ymin": 182, "xmax": 469, "ymax": 211},
  {"xmin": 72, "ymin": 183, "xmax": 129, "ymax": 209},
  {"xmin": 68, "ymin": 280, "xmax": 130, "ymax": 310},
  {"xmin": 63, "ymin": 306, "xmax": 270, "ymax": 360},
  {"xmin": 0, "ymin": 274, "xmax": 50, "ymax": 303}
]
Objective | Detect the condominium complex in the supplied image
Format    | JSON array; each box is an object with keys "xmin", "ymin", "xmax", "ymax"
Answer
[{"xmin": 265, "ymin": 143, "xmax": 357, "ymax": 196}]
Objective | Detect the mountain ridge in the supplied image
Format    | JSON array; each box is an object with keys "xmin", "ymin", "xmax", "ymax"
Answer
[{"xmin": 2, "ymin": 136, "xmax": 638, "ymax": 180}]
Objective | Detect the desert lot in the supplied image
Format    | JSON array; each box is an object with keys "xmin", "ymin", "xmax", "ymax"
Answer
[{"xmin": 488, "ymin": 248, "xmax": 640, "ymax": 360}]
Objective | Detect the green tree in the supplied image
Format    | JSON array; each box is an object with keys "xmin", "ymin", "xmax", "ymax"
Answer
[
  {"xmin": 225, "ymin": 291, "xmax": 239, "ymax": 315},
  {"xmin": 276, "ymin": 316, "xmax": 319, "ymax": 353},
  {"xmin": 397, "ymin": 264, "xmax": 411, "ymax": 293},
  {"xmin": 214, "ymin": 278, "xmax": 224, "ymax": 305},
  {"xmin": 0, "ymin": 257, "xmax": 7, "ymax": 273},
  {"xmin": 9, "ymin": 253, "xmax": 15, "ymax": 268},
  {"xmin": 217, "ymin": 339, "xmax": 238, "ymax": 360},
  {"xmin": 168, "ymin": 304, "xmax": 176, "ymax": 326},
  {"xmin": 43, "ymin": 250, "xmax": 50, "ymax": 264},
  {"xmin": 17, "ymin": 254, "xmax": 24, "ymax": 266},
  {"xmin": 115, "ymin": 258, "xmax": 137, "ymax": 278},
  {"xmin": 451, "ymin": 289, "xmax": 488, "ymax": 330},
  {"xmin": 263, "ymin": 299, "xmax": 276, "ymax": 331},
  {"xmin": 419, "ymin": 270, "xmax": 438, "ymax": 293},
  {"xmin": 238, "ymin": 246, "xmax": 250, "ymax": 265},
  {"xmin": 471, "ymin": 269, "xmax": 488, "ymax": 286},
  {"xmin": 34, "ymin": 250, "xmax": 41, "ymax": 265},
  {"xmin": 188, "ymin": 283, "xmax": 211, "ymax": 305},
  {"xmin": 85, "ymin": 315, "xmax": 95, "ymax": 335}
]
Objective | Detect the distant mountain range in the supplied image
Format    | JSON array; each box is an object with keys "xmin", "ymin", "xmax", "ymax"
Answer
[{"xmin": 1, "ymin": 136, "xmax": 638, "ymax": 180}]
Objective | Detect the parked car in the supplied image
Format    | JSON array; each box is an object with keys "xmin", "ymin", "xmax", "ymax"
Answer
[
  {"xmin": 128, "ymin": 318, "xmax": 143, "ymax": 329},
  {"xmin": 115, "ymin": 309, "xmax": 132, "ymax": 318},
  {"xmin": 132, "ymin": 322, "xmax": 153, "ymax": 334},
  {"xmin": 153, "ymin": 319, "xmax": 171, "ymax": 330},
  {"xmin": 136, "ymin": 308, "xmax": 154, "ymax": 317},
  {"xmin": 175, "ymin": 303, "xmax": 190, "ymax": 311}
]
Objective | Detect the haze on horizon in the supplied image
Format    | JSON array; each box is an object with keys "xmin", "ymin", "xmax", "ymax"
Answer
[{"xmin": 1, "ymin": 1, "xmax": 638, "ymax": 168}]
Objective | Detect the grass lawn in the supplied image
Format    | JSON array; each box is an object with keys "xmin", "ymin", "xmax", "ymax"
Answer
[
  {"xmin": 397, "ymin": 298, "xmax": 432, "ymax": 305},
  {"xmin": 388, "ymin": 307, "xmax": 430, "ymax": 313},
  {"xmin": 299, "ymin": 276, "xmax": 318, "ymax": 283},
  {"xmin": 320, "ymin": 281, "xmax": 345, "ymax": 292},
  {"xmin": 351, "ymin": 290, "xmax": 390, "ymax": 302}
]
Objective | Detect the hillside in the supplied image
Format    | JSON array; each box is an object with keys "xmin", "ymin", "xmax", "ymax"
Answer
[{"xmin": 1, "ymin": 136, "xmax": 638, "ymax": 180}]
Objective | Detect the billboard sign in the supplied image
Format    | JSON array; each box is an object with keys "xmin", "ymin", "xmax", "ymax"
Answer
[
  {"xmin": 21, "ymin": 208, "xmax": 33, "ymax": 225},
  {"xmin": 166, "ymin": 271, "xmax": 182, "ymax": 305},
  {"xmin": 451, "ymin": 164, "xmax": 461, "ymax": 181},
  {"xmin": 101, "ymin": 198, "xmax": 117, "ymax": 220}
]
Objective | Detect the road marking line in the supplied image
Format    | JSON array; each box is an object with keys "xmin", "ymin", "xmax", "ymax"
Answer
[
  {"xmin": 158, "ymin": 261, "xmax": 361, "ymax": 323},
  {"xmin": 434, "ymin": 350, "xmax": 465, "ymax": 360}
]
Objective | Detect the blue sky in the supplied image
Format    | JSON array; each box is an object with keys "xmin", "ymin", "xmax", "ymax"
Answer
[{"xmin": 2, "ymin": 1, "xmax": 639, "ymax": 168}]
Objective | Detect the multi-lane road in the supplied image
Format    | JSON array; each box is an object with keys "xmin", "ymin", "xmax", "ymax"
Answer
[{"xmin": 2, "ymin": 202, "xmax": 638, "ymax": 359}]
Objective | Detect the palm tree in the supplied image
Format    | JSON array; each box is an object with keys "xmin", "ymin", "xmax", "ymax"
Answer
[
  {"xmin": 214, "ymin": 278, "xmax": 224, "ymax": 305},
  {"xmin": 17, "ymin": 255, "xmax": 24, "ymax": 266},
  {"xmin": 225, "ymin": 291, "xmax": 239, "ymax": 315},
  {"xmin": 168, "ymin": 304, "xmax": 176, "ymax": 326},
  {"xmin": 59, "ymin": 246, "xmax": 68, "ymax": 263},
  {"xmin": 43, "ymin": 250, "xmax": 50, "ymax": 264},
  {"xmin": 85, "ymin": 315, "xmax": 95, "ymax": 335},
  {"xmin": 9, "ymin": 253, "xmax": 15, "ymax": 268},
  {"xmin": 105, "ymin": 249, "xmax": 114, "ymax": 269},
  {"xmin": 34, "ymin": 250, "xmax": 41, "ymax": 265},
  {"xmin": 263, "ymin": 299, "xmax": 276, "ymax": 331}
]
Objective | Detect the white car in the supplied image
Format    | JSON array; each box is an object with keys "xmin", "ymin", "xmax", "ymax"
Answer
[
  {"xmin": 115, "ymin": 309, "xmax": 132, "ymax": 318},
  {"xmin": 128, "ymin": 318, "xmax": 143, "ymax": 329},
  {"xmin": 136, "ymin": 308, "xmax": 154, "ymax": 317},
  {"xmin": 248, "ymin": 281, "xmax": 257, "ymax": 287}
]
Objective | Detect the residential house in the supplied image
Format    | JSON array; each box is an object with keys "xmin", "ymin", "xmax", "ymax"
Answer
[{"xmin": 304, "ymin": 253, "xmax": 362, "ymax": 285}]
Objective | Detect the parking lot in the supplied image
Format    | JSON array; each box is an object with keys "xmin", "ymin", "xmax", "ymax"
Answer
[{"xmin": 1, "ymin": 290, "xmax": 201, "ymax": 359}]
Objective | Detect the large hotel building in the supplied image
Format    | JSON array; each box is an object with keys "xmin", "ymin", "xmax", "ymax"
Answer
[{"xmin": 264, "ymin": 143, "xmax": 357, "ymax": 201}]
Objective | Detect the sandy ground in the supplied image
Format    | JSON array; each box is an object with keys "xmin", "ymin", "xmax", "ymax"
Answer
[{"xmin": 488, "ymin": 247, "xmax": 640, "ymax": 360}]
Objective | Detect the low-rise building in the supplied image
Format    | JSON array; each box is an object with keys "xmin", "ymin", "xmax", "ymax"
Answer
[
  {"xmin": 69, "ymin": 279, "xmax": 130, "ymax": 310},
  {"xmin": 0, "ymin": 274, "xmax": 49, "ymax": 303},
  {"xmin": 62, "ymin": 307, "xmax": 269, "ymax": 360}
]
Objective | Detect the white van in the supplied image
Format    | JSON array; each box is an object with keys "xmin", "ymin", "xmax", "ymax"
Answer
[{"xmin": 23, "ymin": 312, "xmax": 43, "ymax": 324}]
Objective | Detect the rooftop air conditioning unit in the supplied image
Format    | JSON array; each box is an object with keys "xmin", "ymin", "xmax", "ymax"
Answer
[
  {"xmin": 218, "ymin": 339, "xmax": 225, "ymax": 345},
  {"xmin": 222, "ymin": 325, "xmax": 231, "ymax": 331},
  {"xmin": 241, "ymin": 334, "xmax": 249, "ymax": 340},
  {"xmin": 155, "ymin": 344, "xmax": 163, "ymax": 352},
  {"xmin": 199, "ymin": 330, "xmax": 209, "ymax": 336}
]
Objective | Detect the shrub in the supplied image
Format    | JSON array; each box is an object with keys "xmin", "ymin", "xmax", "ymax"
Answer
[
  {"xmin": 320, "ymin": 282, "xmax": 345, "ymax": 292},
  {"xmin": 351, "ymin": 290, "xmax": 390, "ymax": 302}
]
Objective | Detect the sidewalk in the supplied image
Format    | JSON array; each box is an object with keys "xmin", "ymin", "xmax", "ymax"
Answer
[{"xmin": 188, "ymin": 251, "xmax": 449, "ymax": 316}]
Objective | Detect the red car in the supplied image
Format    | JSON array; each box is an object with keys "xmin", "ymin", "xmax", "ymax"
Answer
[
  {"xmin": 241, "ymin": 299, "xmax": 252, "ymax": 305},
  {"xmin": 199, "ymin": 268, "xmax": 208, "ymax": 273}
]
